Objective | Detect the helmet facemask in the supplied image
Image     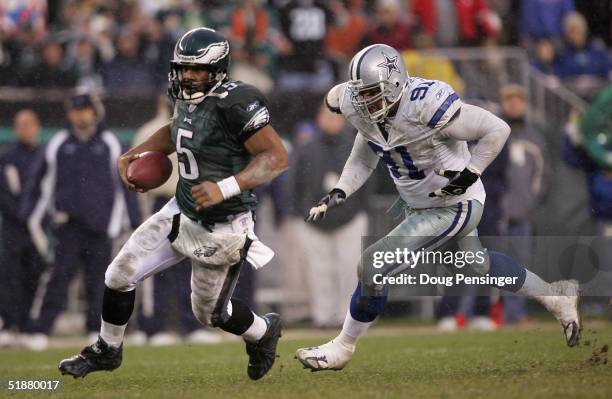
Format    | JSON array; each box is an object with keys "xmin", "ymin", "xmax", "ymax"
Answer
[
  {"xmin": 169, "ymin": 64, "xmax": 226, "ymax": 104},
  {"xmin": 348, "ymin": 74, "xmax": 402, "ymax": 123}
]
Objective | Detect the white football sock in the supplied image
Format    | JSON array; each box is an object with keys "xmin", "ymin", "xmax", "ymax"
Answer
[
  {"xmin": 242, "ymin": 313, "xmax": 268, "ymax": 342},
  {"xmin": 336, "ymin": 310, "xmax": 372, "ymax": 349},
  {"xmin": 516, "ymin": 270, "xmax": 553, "ymax": 297},
  {"xmin": 100, "ymin": 318, "xmax": 127, "ymax": 348}
]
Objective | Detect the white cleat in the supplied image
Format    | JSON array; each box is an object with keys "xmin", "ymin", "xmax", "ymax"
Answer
[
  {"xmin": 184, "ymin": 329, "xmax": 223, "ymax": 345},
  {"xmin": 437, "ymin": 317, "xmax": 458, "ymax": 333},
  {"xmin": 21, "ymin": 333, "xmax": 49, "ymax": 351},
  {"xmin": 540, "ymin": 279, "xmax": 582, "ymax": 347},
  {"xmin": 125, "ymin": 331, "xmax": 148, "ymax": 347},
  {"xmin": 295, "ymin": 339, "xmax": 355, "ymax": 372},
  {"xmin": 149, "ymin": 332, "xmax": 180, "ymax": 346},
  {"xmin": 469, "ymin": 316, "xmax": 497, "ymax": 332},
  {"xmin": 0, "ymin": 330, "xmax": 17, "ymax": 348}
]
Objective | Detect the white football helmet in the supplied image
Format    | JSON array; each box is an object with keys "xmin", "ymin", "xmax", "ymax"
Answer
[{"xmin": 347, "ymin": 44, "xmax": 408, "ymax": 123}]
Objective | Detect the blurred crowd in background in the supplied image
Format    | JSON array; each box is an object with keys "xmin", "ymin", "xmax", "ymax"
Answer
[
  {"xmin": 0, "ymin": 0, "xmax": 611, "ymax": 349},
  {"xmin": 1, "ymin": 0, "xmax": 611, "ymax": 93}
]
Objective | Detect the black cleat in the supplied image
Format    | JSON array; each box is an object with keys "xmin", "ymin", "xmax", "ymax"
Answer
[
  {"xmin": 58, "ymin": 336, "xmax": 122, "ymax": 379},
  {"xmin": 245, "ymin": 313, "xmax": 282, "ymax": 380}
]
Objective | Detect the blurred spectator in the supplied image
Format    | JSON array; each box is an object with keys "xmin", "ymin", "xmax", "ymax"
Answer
[
  {"xmin": 28, "ymin": 40, "xmax": 77, "ymax": 88},
  {"xmin": 562, "ymin": 88, "xmax": 612, "ymax": 226},
  {"xmin": 21, "ymin": 92, "xmax": 140, "ymax": 350},
  {"xmin": 277, "ymin": 0, "xmax": 334, "ymax": 91},
  {"xmin": 412, "ymin": 0, "xmax": 499, "ymax": 47},
  {"xmin": 130, "ymin": 95, "xmax": 221, "ymax": 345},
  {"xmin": 531, "ymin": 38, "xmax": 559, "ymax": 76},
  {"xmin": 103, "ymin": 29, "xmax": 155, "ymax": 90},
  {"xmin": 141, "ymin": 18, "xmax": 176, "ymax": 89},
  {"xmin": 201, "ymin": 1, "xmax": 234, "ymax": 30},
  {"xmin": 0, "ymin": 0, "xmax": 46, "ymax": 36},
  {"xmin": 88, "ymin": 7, "xmax": 118, "ymax": 62},
  {"xmin": 520, "ymin": 0, "xmax": 575, "ymax": 44},
  {"xmin": 362, "ymin": 0, "xmax": 412, "ymax": 50},
  {"xmin": 499, "ymin": 84, "xmax": 549, "ymax": 325},
  {"xmin": 488, "ymin": 0, "xmax": 520, "ymax": 45},
  {"xmin": 0, "ymin": 110, "xmax": 46, "ymax": 347},
  {"xmin": 325, "ymin": 0, "xmax": 368, "ymax": 75},
  {"xmin": 288, "ymin": 105, "xmax": 370, "ymax": 328},
  {"xmin": 229, "ymin": 0, "xmax": 280, "ymax": 94},
  {"xmin": 67, "ymin": 37, "xmax": 104, "ymax": 89},
  {"xmin": 0, "ymin": 38, "xmax": 16, "ymax": 86},
  {"xmin": 574, "ymin": 0, "xmax": 612, "ymax": 46},
  {"xmin": 556, "ymin": 12, "xmax": 612, "ymax": 80},
  {"xmin": 562, "ymin": 87, "xmax": 612, "ymax": 312}
]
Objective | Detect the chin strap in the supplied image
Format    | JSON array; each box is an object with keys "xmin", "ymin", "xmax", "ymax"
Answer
[{"xmin": 182, "ymin": 73, "xmax": 227, "ymax": 104}]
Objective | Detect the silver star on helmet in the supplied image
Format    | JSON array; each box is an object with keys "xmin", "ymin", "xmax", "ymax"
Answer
[{"xmin": 376, "ymin": 53, "xmax": 400, "ymax": 79}]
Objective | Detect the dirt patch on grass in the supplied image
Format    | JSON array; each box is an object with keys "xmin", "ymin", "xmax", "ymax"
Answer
[{"xmin": 582, "ymin": 344, "xmax": 608, "ymax": 367}]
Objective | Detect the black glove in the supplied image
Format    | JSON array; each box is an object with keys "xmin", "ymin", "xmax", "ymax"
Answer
[
  {"xmin": 428, "ymin": 168, "xmax": 480, "ymax": 197},
  {"xmin": 305, "ymin": 189, "xmax": 347, "ymax": 222}
]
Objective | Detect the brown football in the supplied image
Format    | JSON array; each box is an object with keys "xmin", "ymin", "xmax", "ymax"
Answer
[{"xmin": 126, "ymin": 151, "xmax": 172, "ymax": 190}]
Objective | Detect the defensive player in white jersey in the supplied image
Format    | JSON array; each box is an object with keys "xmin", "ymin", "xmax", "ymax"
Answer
[{"xmin": 295, "ymin": 44, "xmax": 582, "ymax": 371}]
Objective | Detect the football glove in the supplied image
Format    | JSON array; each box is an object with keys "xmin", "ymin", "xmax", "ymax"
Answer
[
  {"xmin": 428, "ymin": 168, "xmax": 480, "ymax": 197},
  {"xmin": 305, "ymin": 189, "xmax": 346, "ymax": 222}
]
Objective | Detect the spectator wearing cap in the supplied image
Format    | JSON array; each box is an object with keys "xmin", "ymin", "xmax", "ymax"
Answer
[
  {"xmin": 20, "ymin": 92, "xmax": 141, "ymax": 350},
  {"xmin": 0, "ymin": 110, "xmax": 46, "ymax": 347}
]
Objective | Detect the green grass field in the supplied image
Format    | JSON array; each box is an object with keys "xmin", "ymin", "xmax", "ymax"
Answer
[{"xmin": 1, "ymin": 323, "xmax": 610, "ymax": 399}]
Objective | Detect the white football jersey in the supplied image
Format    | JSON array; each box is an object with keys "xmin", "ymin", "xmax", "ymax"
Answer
[{"xmin": 339, "ymin": 77, "xmax": 486, "ymax": 209}]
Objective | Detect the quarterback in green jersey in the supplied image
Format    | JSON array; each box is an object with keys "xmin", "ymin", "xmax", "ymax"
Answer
[{"xmin": 59, "ymin": 28, "xmax": 288, "ymax": 381}]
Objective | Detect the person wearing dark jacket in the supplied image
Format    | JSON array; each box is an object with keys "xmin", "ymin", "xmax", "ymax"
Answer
[
  {"xmin": 0, "ymin": 110, "xmax": 46, "ymax": 347},
  {"xmin": 499, "ymin": 84, "xmax": 549, "ymax": 325},
  {"xmin": 289, "ymin": 105, "xmax": 370, "ymax": 327},
  {"xmin": 21, "ymin": 92, "xmax": 140, "ymax": 350},
  {"xmin": 556, "ymin": 12, "xmax": 611, "ymax": 80}
]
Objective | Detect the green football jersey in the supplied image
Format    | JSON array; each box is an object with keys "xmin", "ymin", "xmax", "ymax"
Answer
[{"xmin": 170, "ymin": 80, "xmax": 270, "ymax": 222}]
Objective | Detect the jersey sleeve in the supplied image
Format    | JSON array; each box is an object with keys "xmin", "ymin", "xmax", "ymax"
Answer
[
  {"xmin": 222, "ymin": 83, "xmax": 271, "ymax": 143},
  {"xmin": 417, "ymin": 81, "xmax": 462, "ymax": 129}
]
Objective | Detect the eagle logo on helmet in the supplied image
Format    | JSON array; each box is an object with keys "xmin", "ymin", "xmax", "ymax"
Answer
[
  {"xmin": 376, "ymin": 53, "xmax": 400, "ymax": 80},
  {"xmin": 176, "ymin": 41, "xmax": 229, "ymax": 64}
]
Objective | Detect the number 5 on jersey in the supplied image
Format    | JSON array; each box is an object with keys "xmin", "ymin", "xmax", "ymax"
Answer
[{"xmin": 177, "ymin": 128, "xmax": 199, "ymax": 180}]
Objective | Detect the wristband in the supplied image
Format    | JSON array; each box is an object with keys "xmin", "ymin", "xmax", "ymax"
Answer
[
  {"xmin": 217, "ymin": 176, "xmax": 241, "ymax": 200},
  {"xmin": 466, "ymin": 163, "xmax": 482, "ymax": 176}
]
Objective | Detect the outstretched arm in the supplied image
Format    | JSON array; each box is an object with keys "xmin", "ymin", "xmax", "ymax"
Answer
[
  {"xmin": 306, "ymin": 132, "xmax": 379, "ymax": 222},
  {"xmin": 191, "ymin": 124, "xmax": 288, "ymax": 210},
  {"xmin": 335, "ymin": 133, "xmax": 379, "ymax": 197}
]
